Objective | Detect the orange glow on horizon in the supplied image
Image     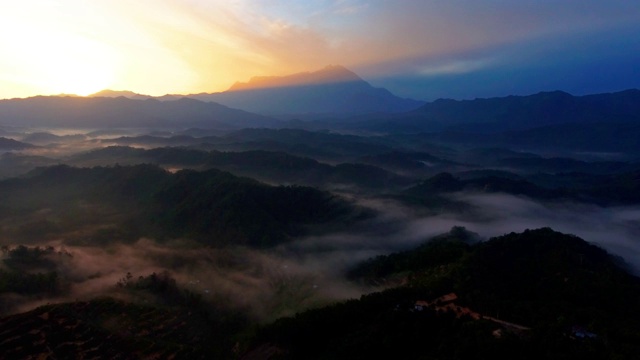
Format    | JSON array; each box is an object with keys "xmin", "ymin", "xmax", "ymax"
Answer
[
  {"xmin": 2, "ymin": 1, "xmax": 637, "ymax": 100},
  {"xmin": 0, "ymin": 1, "xmax": 374, "ymax": 99},
  {"xmin": 0, "ymin": 1, "xmax": 247, "ymax": 98}
]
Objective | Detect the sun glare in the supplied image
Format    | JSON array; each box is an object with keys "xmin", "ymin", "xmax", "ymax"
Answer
[
  {"xmin": 27, "ymin": 31, "xmax": 117, "ymax": 96},
  {"xmin": 0, "ymin": 9, "xmax": 117, "ymax": 97},
  {"xmin": 44, "ymin": 53, "xmax": 115, "ymax": 96}
]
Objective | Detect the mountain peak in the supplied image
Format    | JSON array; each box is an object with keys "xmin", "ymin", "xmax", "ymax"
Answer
[
  {"xmin": 182, "ymin": 65, "xmax": 423, "ymax": 115},
  {"xmin": 317, "ymin": 64, "xmax": 361, "ymax": 79},
  {"xmin": 227, "ymin": 65, "xmax": 363, "ymax": 92},
  {"xmin": 90, "ymin": 89, "xmax": 152, "ymax": 100}
]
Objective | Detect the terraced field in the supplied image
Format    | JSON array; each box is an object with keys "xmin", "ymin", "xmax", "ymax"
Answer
[{"xmin": 0, "ymin": 297, "xmax": 227, "ymax": 359}]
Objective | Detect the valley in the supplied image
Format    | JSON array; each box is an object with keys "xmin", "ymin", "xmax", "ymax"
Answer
[{"xmin": 0, "ymin": 66, "xmax": 639, "ymax": 359}]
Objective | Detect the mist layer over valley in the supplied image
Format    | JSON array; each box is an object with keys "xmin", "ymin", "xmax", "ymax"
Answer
[{"xmin": 0, "ymin": 73, "xmax": 640, "ymax": 358}]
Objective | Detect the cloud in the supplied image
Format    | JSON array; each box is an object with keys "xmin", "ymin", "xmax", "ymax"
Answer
[
  {"xmin": 421, "ymin": 193, "xmax": 640, "ymax": 272},
  {"xmin": 417, "ymin": 58, "xmax": 498, "ymax": 76},
  {"xmin": 0, "ymin": 236, "xmax": 371, "ymax": 320},
  {"xmin": 281, "ymin": 193, "xmax": 640, "ymax": 276}
]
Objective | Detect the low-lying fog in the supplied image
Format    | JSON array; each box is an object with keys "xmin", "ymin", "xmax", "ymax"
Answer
[
  {"xmin": 3, "ymin": 191, "xmax": 639, "ymax": 320},
  {"xmin": 1, "ymin": 127, "xmax": 639, "ymax": 319},
  {"xmin": 286, "ymin": 193, "xmax": 640, "ymax": 274}
]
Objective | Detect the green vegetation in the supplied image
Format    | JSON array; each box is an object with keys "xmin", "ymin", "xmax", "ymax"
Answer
[
  {"xmin": 151, "ymin": 168, "xmax": 354, "ymax": 246},
  {"xmin": 71, "ymin": 146, "xmax": 411, "ymax": 190},
  {"xmin": 250, "ymin": 288, "xmax": 523, "ymax": 360},
  {"xmin": 0, "ymin": 164, "xmax": 356, "ymax": 247},
  {"xmin": 0, "ymin": 270, "xmax": 59, "ymax": 296},
  {"xmin": 0, "ymin": 245, "xmax": 69, "ymax": 313},
  {"xmin": 348, "ymin": 226, "xmax": 477, "ymax": 285},
  {"xmin": 249, "ymin": 228, "xmax": 640, "ymax": 359}
]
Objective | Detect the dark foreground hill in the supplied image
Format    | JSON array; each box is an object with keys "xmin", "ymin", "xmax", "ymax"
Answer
[
  {"xmin": 248, "ymin": 228, "xmax": 640, "ymax": 359},
  {"xmin": 0, "ymin": 271, "xmax": 249, "ymax": 359},
  {"xmin": 0, "ymin": 298, "xmax": 221, "ymax": 359},
  {"xmin": 1, "ymin": 228, "xmax": 638, "ymax": 359}
]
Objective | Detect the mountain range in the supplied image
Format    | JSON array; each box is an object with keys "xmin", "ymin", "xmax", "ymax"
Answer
[
  {"xmin": 0, "ymin": 96, "xmax": 276, "ymax": 129},
  {"xmin": 91, "ymin": 65, "xmax": 425, "ymax": 117},
  {"xmin": 1, "ymin": 66, "xmax": 639, "ymax": 156},
  {"xmin": 342, "ymin": 89, "xmax": 640, "ymax": 133}
]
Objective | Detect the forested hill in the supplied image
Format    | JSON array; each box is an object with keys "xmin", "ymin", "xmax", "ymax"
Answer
[
  {"xmin": 1, "ymin": 228, "xmax": 638, "ymax": 358},
  {"xmin": 247, "ymin": 228, "xmax": 640, "ymax": 359},
  {"xmin": 0, "ymin": 165, "xmax": 357, "ymax": 247},
  {"xmin": 404, "ymin": 171, "xmax": 640, "ymax": 206}
]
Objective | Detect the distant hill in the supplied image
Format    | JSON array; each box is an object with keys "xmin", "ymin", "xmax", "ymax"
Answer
[
  {"xmin": 21, "ymin": 132, "xmax": 86, "ymax": 145},
  {"xmin": 0, "ymin": 152, "xmax": 57, "ymax": 179},
  {"xmin": 328, "ymin": 89, "xmax": 640, "ymax": 154},
  {"xmin": 411, "ymin": 121, "xmax": 640, "ymax": 154},
  {"xmin": 97, "ymin": 128, "xmax": 396, "ymax": 161},
  {"xmin": 186, "ymin": 65, "xmax": 425, "ymax": 116},
  {"xmin": 405, "ymin": 172, "xmax": 562, "ymax": 200},
  {"xmin": 494, "ymin": 121, "xmax": 640, "ymax": 153},
  {"xmin": 203, "ymin": 150, "xmax": 412, "ymax": 190},
  {"xmin": 69, "ymin": 146, "xmax": 411, "ymax": 190},
  {"xmin": 411, "ymin": 89, "xmax": 640, "ymax": 131},
  {"xmin": 404, "ymin": 171, "xmax": 640, "ymax": 206},
  {"xmin": 341, "ymin": 89, "xmax": 640, "ymax": 134},
  {"xmin": 0, "ymin": 96, "xmax": 278, "ymax": 129},
  {"xmin": 0, "ymin": 137, "xmax": 35, "ymax": 150},
  {"xmin": 359, "ymin": 151, "xmax": 457, "ymax": 173}
]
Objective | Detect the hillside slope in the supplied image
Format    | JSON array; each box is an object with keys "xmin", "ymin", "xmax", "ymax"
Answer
[{"xmin": 249, "ymin": 228, "xmax": 640, "ymax": 359}]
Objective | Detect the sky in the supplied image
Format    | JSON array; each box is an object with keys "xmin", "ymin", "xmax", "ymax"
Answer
[{"xmin": 1, "ymin": 0, "xmax": 639, "ymax": 101}]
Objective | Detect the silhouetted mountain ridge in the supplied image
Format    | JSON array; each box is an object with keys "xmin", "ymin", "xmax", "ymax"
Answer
[
  {"xmin": 86, "ymin": 66, "xmax": 423, "ymax": 116},
  {"xmin": 90, "ymin": 89, "xmax": 153, "ymax": 100},
  {"xmin": 339, "ymin": 89, "xmax": 640, "ymax": 138},
  {"xmin": 227, "ymin": 65, "xmax": 363, "ymax": 91},
  {"xmin": 0, "ymin": 137, "xmax": 35, "ymax": 150},
  {"xmin": 0, "ymin": 96, "xmax": 277, "ymax": 129},
  {"xmin": 413, "ymin": 89, "xmax": 640, "ymax": 131},
  {"xmin": 189, "ymin": 65, "xmax": 425, "ymax": 115}
]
